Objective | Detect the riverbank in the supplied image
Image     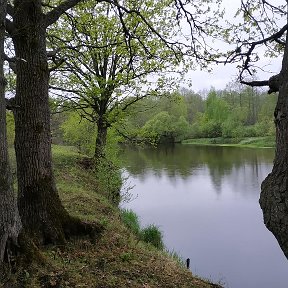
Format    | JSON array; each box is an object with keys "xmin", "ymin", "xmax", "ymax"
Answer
[
  {"xmin": 4, "ymin": 145, "xmax": 222, "ymax": 288},
  {"xmin": 182, "ymin": 136, "xmax": 275, "ymax": 148}
]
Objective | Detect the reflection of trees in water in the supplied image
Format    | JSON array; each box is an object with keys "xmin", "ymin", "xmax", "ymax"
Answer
[
  {"xmin": 119, "ymin": 144, "xmax": 274, "ymax": 196},
  {"xmin": 224, "ymin": 162, "xmax": 272, "ymax": 197}
]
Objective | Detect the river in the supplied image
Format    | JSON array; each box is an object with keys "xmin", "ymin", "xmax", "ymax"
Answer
[{"xmin": 120, "ymin": 144, "xmax": 288, "ymax": 288}]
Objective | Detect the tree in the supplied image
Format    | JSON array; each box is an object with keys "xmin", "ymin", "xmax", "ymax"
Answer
[
  {"xmin": 180, "ymin": 88, "xmax": 205, "ymax": 123},
  {"xmin": 48, "ymin": 0, "xmax": 187, "ymax": 159},
  {"xmin": 221, "ymin": 1, "xmax": 288, "ymax": 259},
  {"xmin": 4, "ymin": 0, "xmax": 104, "ymax": 246},
  {"xmin": 197, "ymin": 90, "xmax": 229, "ymax": 138},
  {"xmin": 0, "ymin": 0, "xmax": 21, "ymax": 264},
  {"xmin": 141, "ymin": 111, "xmax": 189, "ymax": 144}
]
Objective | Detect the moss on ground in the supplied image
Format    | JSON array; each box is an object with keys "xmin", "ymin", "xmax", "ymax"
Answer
[{"xmin": 2, "ymin": 145, "xmax": 222, "ymax": 288}]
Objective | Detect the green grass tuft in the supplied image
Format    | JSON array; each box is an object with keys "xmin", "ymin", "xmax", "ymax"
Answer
[
  {"xmin": 120, "ymin": 209, "xmax": 141, "ymax": 236},
  {"xmin": 121, "ymin": 210, "xmax": 165, "ymax": 250}
]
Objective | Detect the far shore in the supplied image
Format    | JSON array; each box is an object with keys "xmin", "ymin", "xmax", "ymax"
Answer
[{"xmin": 182, "ymin": 136, "xmax": 275, "ymax": 149}]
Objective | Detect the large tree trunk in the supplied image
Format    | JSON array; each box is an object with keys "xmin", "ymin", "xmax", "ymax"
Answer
[
  {"xmin": 11, "ymin": 0, "xmax": 92, "ymax": 245},
  {"xmin": 0, "ymin": 0, "xmax": 22, "ymax": 263},
  {"xmin": 260, "ymin": 26, "xmax": 288, "ymax": 259}
]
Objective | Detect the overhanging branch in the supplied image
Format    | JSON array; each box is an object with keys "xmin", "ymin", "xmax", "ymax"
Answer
[{"xmin": 44, "ymin": 0, "xmax": 83, "ymax": 27}]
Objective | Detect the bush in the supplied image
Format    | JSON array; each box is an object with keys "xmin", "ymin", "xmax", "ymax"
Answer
[
  {"xmin": 253, "ymin": 120, "xmax": 275, "ymax": 137},
  {"xmin": 202, "ymin": 121, "xmax": 222, "ymax": 138},
  {"xmin": 140, "ymin": 224, "xmax": 164, "ymax": 250}
]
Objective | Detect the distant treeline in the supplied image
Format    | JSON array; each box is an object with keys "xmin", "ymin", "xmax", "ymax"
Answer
[
  {"xmin": 6, "ymin": 84, "xmax": 276, "ymax": 155},
  {"xmin": 120, "ymin": 85, "xmax": 276, "ymax": 144}
]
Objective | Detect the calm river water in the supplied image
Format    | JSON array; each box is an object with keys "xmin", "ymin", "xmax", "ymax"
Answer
[{"xmin": 120, "ymin": 144, "xmax": 288, "ymax": 288}]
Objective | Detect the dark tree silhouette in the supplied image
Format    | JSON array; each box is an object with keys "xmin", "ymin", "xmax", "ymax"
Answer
[
  {"xmin": 223, "ymin": 1, "xmax": 288, "ymax": 259},
  {"xmin": 0, "ymin": 0, "xmax": 21, "ymax": 264}
]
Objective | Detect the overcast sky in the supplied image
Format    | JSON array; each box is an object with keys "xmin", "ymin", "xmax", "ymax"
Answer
[
  {"xmin": 184, "ymin": 0, "xmax": 284, "ymax": 92},
  {"xmin": 187, "ymin": 58, "xmax": 282, "ymax": 92}
]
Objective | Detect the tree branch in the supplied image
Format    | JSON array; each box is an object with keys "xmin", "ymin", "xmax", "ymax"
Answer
[
  {"xmin": 49, "ymin": 85, "xmax": 81, "ymax": 95},
  {"xmin": 49, "ymin": 58, "xmax": 65, "ymax": 72},
  {"xmin": 44, "ymin": 0, "xmax": 83, "ymax": 28},
  {"xmin": 240, "ymin": 79, "xmax": 269, "ymax": 87},
  {"xmin": 241, "ymin": 73, "xmax": 281, "ymax": 94}
]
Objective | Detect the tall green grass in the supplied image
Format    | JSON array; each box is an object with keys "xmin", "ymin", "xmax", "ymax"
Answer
[
  {"xmin": 121, "ymin": 209, "xmax": 164, "ymax": 250},
  {"xmin": 120, "ymin": 209, "xmax": 141, "ymax": 236}
]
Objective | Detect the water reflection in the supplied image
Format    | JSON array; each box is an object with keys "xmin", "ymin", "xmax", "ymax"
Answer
[
  {"xmin": 120, "ymin": 144, "xmax": 288, "ymax": 288},
  {"xmin": 120, "ymin": 144, "xmax": 274, "ymax": 198}
]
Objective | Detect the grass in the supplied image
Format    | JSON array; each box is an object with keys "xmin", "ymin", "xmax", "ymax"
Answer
[
  {"xmin": 120, "ymin": 209, "xmax": 141, "ymax": 236},
  {"xmin": 182, "ymin": 136, "xmax": 275, "ymax": 148},
  {"xmin": 3, "ymin": 145, "xmax": 222, "ymax": 288},
  {"xmin": 121, "ymin": 209, "xmax": 165, "ymax": 250}
]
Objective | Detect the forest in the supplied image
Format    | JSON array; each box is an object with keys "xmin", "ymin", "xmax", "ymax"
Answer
[
  {"xmin": 1, "ymin": 0, "xmax": 288, "ymax": 287},
  {"xmin": 43, "ymin": 84, "xmax": 277, "ymax": 156}
]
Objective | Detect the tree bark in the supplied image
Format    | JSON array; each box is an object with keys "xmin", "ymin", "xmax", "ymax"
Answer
[
  {"xmin": 260, "ymin": 18, "xmax": 288, "ymax": 259},
  {"xmin": 10, "ymin": 0, "xmax": 96, "ymax": 245},
  {"xmin": 0, "ymin": 0, "xmax": 22, "ymax": 263},
  {"xmin": 95, "ymin": 116, "xmax": 108, "ymax": 159}
]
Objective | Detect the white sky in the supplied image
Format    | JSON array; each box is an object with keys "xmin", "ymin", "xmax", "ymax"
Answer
[
  {"xmin": 184, "ymin": 0, "xmax": 284, "ymax": 92},
  {"xmin": 187, "ymin": 58, "xmax": 282, "ymax": 92}
]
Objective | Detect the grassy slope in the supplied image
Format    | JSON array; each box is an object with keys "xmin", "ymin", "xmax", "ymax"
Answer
[
  {"xmin": 15, "ymin": 145, "xmax": 222, "ymax": 288},
  {"xmin": 182, "ymin": 136, "xmax": 275, "ymax": 148}
]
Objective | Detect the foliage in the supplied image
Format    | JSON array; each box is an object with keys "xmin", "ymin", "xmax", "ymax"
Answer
[
  {"xmin": 188, "ymin": 84, "xmax": 276, "ymax": 139},
  {"xmin": 140, "ymin": 224, "xmax": 164, "ymax": 250},
  {"xmin": 141, "ymin": 111, "xmax": 180, "ymax": 143},
  {"xmin": 59, "ymin": 110, "xmax": 123, "ymax": 203},
  {"xmin": 123, "ymin": 92, "xmax": 190, "ymax": 144},
  {"xmin": 57, "ymin": 82, "xmax": 276, "ymax": 149},
  {"xmin": 48, "ymin": 0, "xmax": 193, "ymax": 157},
  {"xmin": 94, "ymin": 156, "xmax": 123, "ymax": 205},
  {"xmin": 60, "ymin": 111, "xmax": 96, "ymax": 155}
]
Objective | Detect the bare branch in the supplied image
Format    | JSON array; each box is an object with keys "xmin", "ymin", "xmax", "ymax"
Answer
[
  {"xmin": 261, "ymin": 0, "xmax": 287, "ymax": 14},
  {"xmin": 225, "ymin": 23, "xmax": 288, "ymax": 79}
]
